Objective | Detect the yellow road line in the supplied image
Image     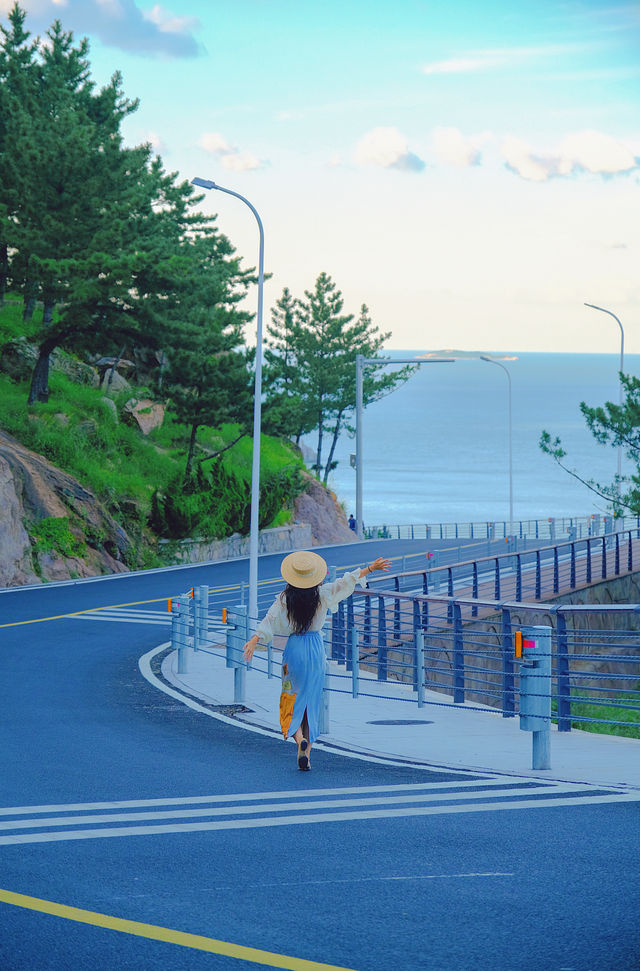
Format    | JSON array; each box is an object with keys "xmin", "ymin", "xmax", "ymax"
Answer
[
  {"xmin": 0, "ymin": 597, "xmax": 170, "ymax": 630},
  {"xmin": 0, "ymin": 888, "xmax": 356, "ymax": 971}
]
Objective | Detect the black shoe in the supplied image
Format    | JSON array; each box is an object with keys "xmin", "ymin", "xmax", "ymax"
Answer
[{"xmin": 297, "ymin": 739, "xmax": 310, "ymax": 771}]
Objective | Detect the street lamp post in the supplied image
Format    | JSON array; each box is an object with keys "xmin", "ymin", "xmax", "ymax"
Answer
[
  {"xmin": 355, "ymin": 354, "xmax": 454, "ymax": 539},
  {"xmin": 480, "ymin": 356, "xmax": 513, "ymax": 537},
  {"xmin": 584, "ymin": 303, "xmax": 624, "ymax": 500},
  {"xmin": 192, "ymin": 177, "xmax": 264, "ymax": 631}
]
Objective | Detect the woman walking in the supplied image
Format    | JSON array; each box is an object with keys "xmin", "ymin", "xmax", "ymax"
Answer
[{"xmin": 243, "ymin": 551, "xmax": 390, "ymax": 770}]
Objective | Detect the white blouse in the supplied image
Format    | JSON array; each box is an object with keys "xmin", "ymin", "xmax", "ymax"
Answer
[{"xmin": 255, "ymin": 569, "xmax": 366, "ymax": 644}]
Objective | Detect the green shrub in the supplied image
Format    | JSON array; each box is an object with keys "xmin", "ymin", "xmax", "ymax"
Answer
[{"xmin": 29, "ymin": 517, "xmax": 86, "ymax": 558}]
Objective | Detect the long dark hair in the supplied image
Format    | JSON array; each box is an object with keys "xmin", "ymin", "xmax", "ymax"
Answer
[{"xmin": 283, "ymin": 583, "xmax": 321, "ymax": 634}]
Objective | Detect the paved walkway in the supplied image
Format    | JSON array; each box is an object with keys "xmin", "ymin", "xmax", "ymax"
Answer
[{"xmin": 157, "ymin": 639, "xmax": 640, "ymax": 791}]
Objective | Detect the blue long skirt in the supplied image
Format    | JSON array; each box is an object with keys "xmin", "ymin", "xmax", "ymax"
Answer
[{"xmin": 280, "ymin": 631, "xmax": 325, "ymax": 743}]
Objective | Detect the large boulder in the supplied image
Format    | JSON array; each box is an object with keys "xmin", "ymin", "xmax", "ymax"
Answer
[
  {"xmin": 0, "ymin": 337, "xmax": 39, "ymax": 382},
  {"xmin": 122, "ymin": 398, "xmax": 165, "ymax": 435},
  {"xmin": 293, "ymin": 474, "xmax": 358, "ymax": 546},
  {"xmin": 101, "ymin": 369, "xmax": 131, "ymax": 395}
]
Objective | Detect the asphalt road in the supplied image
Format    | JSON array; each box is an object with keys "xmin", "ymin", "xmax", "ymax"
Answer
[{"xmin": 1, "ymin": 541, "xmax": 639, "ymax": 970}]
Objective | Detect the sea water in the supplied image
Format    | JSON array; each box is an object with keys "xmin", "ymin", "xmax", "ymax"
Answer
[{"xmin": 309, "ymin": 351, "xmax": 640, "ymax": 529}]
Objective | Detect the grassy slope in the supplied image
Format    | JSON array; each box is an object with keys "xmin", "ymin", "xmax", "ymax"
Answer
[{"xmin": 0, "ymin": 300, "xmax": 304, "ymax": 563}]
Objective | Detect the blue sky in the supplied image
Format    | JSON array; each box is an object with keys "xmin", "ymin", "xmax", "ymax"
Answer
[{"xmin": 4, "ymin": 0, "xmax": 639, "ymax": 352}]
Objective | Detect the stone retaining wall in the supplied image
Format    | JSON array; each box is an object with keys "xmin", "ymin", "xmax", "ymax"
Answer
[{"xmin": 158, "ymin": 523, "xmax": 313, "ymax": 565}]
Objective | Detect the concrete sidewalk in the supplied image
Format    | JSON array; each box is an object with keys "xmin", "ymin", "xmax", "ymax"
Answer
[{"xmin": 159, "ymin": 641, "xmax": 640, "ymax": 791}]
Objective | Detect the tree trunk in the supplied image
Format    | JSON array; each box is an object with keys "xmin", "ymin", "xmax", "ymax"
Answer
[
  {"xmin": 0, "ymin": 243, "xmax": 8, "ymax": 308},
  {"xmin": 27, "ymin": 336, "xmax": 59, "ymax": 404},
  {"xmin": 185, "ymin": 423, "xmax": 199, "ymax": 477},
  {"xmin": 42, "ymin": 297, "xmax": 55, "ymax": 325},
  {"xmin": 323, "ymin": 411, "xmax": 343, "ymax": 486},
  {"xmin": 23, "ymin": 292, "xmax": 37, "ymax": 321},
  {"xmin": 314, "ymin": 406, "xmax": 324, "ymax": 478}
]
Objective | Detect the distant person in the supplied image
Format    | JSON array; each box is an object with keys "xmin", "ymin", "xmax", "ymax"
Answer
[
  {"xmin": 348, "ymin": 514, "xmax": 356, "ymax": 531},
  {"xmin": 243, "ymin": 551, "xmax": 391, "ymax": 770}
]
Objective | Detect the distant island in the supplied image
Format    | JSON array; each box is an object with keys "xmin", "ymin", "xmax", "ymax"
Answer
[{"xmin": 418, "ymin": 350, "xmax": 519, "ymax": 361}]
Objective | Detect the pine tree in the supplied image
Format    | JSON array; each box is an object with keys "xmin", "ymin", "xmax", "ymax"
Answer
[{"xmin": 264, "ymin": 273, "xmax": 415, "ymax": 484}]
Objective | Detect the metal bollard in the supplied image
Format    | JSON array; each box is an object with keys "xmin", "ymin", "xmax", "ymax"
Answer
[
  {"xmin": 171, "ymin": 594, "xmax": 191, "ymax": 674},
  {"xmin": 225, "ymin": 604, "xmax": 248, "ymax": 704},
  {"xmin": 516, "ymin": 625, "xmax": 552, "ymax": 770}
]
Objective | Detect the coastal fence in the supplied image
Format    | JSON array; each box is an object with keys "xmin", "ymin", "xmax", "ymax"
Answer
[{"xmin": 364, "ymin": 513, "xmax": 640, "ymax": 542}]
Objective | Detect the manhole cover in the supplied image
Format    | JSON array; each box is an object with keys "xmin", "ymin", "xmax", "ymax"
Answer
[{"xmin": 367, "ymin": 719, "xmax": 433, "ymax": 726}]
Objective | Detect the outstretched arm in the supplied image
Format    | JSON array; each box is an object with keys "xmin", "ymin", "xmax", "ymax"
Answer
[{"xmin": 358, "ymin": 556, "xmax": 392, "ymax": 578}]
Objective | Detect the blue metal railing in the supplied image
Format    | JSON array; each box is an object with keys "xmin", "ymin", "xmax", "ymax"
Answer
[{"xmin": 170, "ymin": 589, "xmax": 639, "ymax": 738}]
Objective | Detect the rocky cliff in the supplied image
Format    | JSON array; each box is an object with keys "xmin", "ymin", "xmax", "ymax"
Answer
[
  {"xmin": 0, "ymin": 430, "xmax": 131, "ymax": 586},
  {"xmin": 293, "ymin": 474, "xmax": 358, "ymax": 546}
]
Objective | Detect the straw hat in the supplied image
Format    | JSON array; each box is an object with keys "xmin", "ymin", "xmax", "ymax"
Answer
[{"xmin": 281, "ymin": 550, "xmax": 327, "ymax": 589}]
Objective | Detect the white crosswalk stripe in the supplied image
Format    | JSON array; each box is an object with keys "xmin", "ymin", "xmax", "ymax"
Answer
[
  {"xmin": 1, "ymin": 779, "xmax": 636, "ymax": 846},
  {"xmin": 69, "ymin": 607, "xmax": 226, "ymax": 630}
]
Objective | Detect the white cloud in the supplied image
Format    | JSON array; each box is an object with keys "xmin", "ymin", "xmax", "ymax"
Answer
[
  {"xmin": 502, "ymin": 136, "xmax": 553, "ymax": 182},
  {"xmin": 143, "ymin": 3, "xmax": 199, "ymax": 35},
  {"xmin": 219, "ymin": 151, "xmax": 262, "ymax": 173},
  {"xmin": 421, "ymin": 43, "xmax": 587, "ymax": 76},
  {"xmin": 144, "ymin": 130, "xmax": 164, "ymax": 153},
  {"xmin": 433, "ymin": 127, "xmax": 484, "ymax": 167},
  {"xmin": 502, "ymin": 130, "xmax": 639, "ymax": 181},
  {"xmin": 1, "ymin": 1, "xmax": 203, "ymax": 58},
  {"xmin": 199, "ymin": 132, "xmax": 233, "ymax": 155},
  {"xmin": 422, "ymin": 56, "xmax": 498, "ymax": 75},
  {"xmin": 199, "ymin": 131, "xmax": 264, "ymax": 172},
  {"xmin": 354, "ymin": 127, "xmax": 425, "ymax": 172},
  {"xmin": 556, "ymin": 130, "xmax": 637, "ymax": 175}
]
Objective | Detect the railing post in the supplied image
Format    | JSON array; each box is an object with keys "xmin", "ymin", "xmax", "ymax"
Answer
[
  {"xmin": 412, "ymin": 601, "xmax": 420, "ymax": 689},
  {"xmin": 394, "ymin": 576, "xmax": 401, "ymax": 638},
  {"xmin": 553, "ymin": 547, "xmax": 559, "ymax": 594},
  {"xmin": 501, "ymin": 607, "xmax": 515, "ymax": 718},
  {"xmin": 628, "ymin": 530, "xmax": 633, "ymax": 572},
  {"xmin": 447, "ymin": 568, "xmax": 454, "ymax": 624},
  {"xmin": 570, "ymin": 543, "xmax": 576, "ymax": 589},
  {"xmin": 377, "ymin": 596, "xmax": 388, "ymax": 681},
  {"xmin": 494, "ymin": 557, "xmax": 500, "ymax": 600},
  {"xmin": 556, "ymin": 613, "xmax": 571, "ymax": 732},
  {"xmin": 452, "ymin": 602, "xmax": 465, "ymax": 704},
  {"xmin": 364, "ymin": 595, "xmax": 372, "ymax": 647},
  {"xmin": 601, "ymin": 536, "xmax": 607, "ymax": 579},
  {"xmin": 586, "ymin": 537, "xmax": 592, "ymax": 584},
  {"xmin": 351, "ymin": 626, "xmax": 359, "ymax": 698},
  {"xmin": 535, "ymin": 550, "xmax": 541, "ymax": 599},
  {"xmin": 472, "ymin": 562, "xmax": 478, "ymax": 618},
  {"xmin": 194, "ymin": 585, "xmax": 208, "ymax": 649},
  {"xmin": 515, "ymin": 554, "xmax": 522, "ymax": 601},
  {"xmin": 615, "ymin": 532, "xmax": 620, "ymax": 574},
  {"xmin": 416, "ymin": 629, "xmax": 425, "ymax": 708},
  {"xmin": 421, "ymin": 574, "xmax": 429, "ymax": 629}
]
